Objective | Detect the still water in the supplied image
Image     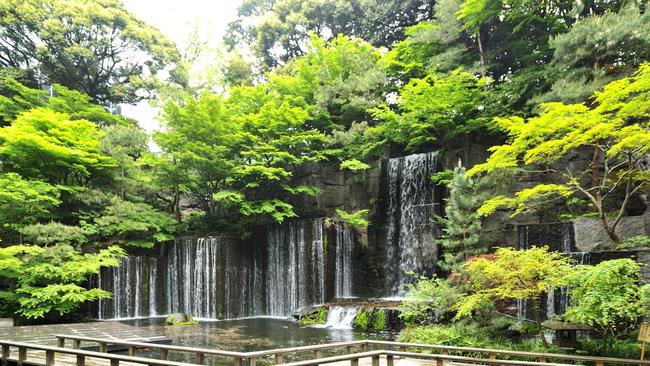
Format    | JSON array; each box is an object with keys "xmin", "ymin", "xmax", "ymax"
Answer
[{"xmin": 122, "ymin": 317, "xmax": 398, "ymax": 365}]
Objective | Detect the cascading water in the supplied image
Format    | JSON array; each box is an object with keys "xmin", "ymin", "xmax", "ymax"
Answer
[
  {"xmin": 266, "ymin": 218, "xmax": 325, "ymax": 317},
  {"xmin": 516, "ymin": 222, "xmax": 590, "ymax": 320},
  {"xmin": 316, "ymin": 306, "xmax": 359, "ymax": 329},
  {"xmin": 385, "ymin": 151, "xmax": 440, "ymax": 296},
  {"xmin": 334, "ymin": 222, "xmax": 354, "ymax": 298},
  {"xmin": 96, "ymin": 219, "xmax": 326, "ymax": 320}
]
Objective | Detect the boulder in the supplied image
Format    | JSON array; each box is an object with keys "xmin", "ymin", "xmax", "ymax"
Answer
[{"xmin": 165, "ymin": 313, "xmax": 197, "ymax": 325}]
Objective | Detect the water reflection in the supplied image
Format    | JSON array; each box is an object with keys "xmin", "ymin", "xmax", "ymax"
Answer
[{"xmin": 122, "ymin": 317, "xmax": 397, "ymax": 365}]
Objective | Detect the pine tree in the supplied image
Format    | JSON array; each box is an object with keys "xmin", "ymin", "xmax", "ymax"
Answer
[{"xmin": 437, "ymin": 166, "xmax": 489, "ymax": 273}]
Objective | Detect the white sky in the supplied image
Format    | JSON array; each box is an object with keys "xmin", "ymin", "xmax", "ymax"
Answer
[{"xmin": 119, "ymin": 0, "xmax": 243, "ymax": 144}]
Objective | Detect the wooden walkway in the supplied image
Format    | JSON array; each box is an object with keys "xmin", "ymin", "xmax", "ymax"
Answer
[{"xmin": 3, "ymin": 334, "xmax": 650, "ymax": 366}]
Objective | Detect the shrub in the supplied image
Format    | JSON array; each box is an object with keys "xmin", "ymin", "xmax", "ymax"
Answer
[
  {"xmin": 373, "ymin": 309, "xmax": 387, "ymax": 331},
  {"xmin": 354, "ymin": 308, "xmax": 370, "ymax": 330},
  {"xmin": 400, "ymin": 277, "xmax": 462, "ymax": 325}
]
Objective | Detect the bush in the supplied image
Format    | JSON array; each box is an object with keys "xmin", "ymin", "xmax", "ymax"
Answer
[
  {"xmin": 373, "ymin": 309, "xmax": 387, "ymax": 331},
  {"xmin": 354, "ymin": 308, "xmax": 370, "ymax": 330},
  {"xmin": 400, "ymin": 277, "xmax": 463, "ymax": 325}
]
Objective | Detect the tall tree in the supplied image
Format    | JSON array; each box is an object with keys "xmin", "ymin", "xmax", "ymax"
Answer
[
  {"xmin": 0, "ymin": 0, "xmax": 180, "ymax": 104},
  {"xmin": 470, "ymin": 64, "xmax": 650, "ymax": 242},
  {"xmin": 225, "ymin": 0, "xmax": 435, "ymax": 69}
]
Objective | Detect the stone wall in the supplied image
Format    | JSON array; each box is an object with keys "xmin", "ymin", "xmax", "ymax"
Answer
[{"xmin": 573, "ymin": 212, "xmax": 649, "ymax": 252}]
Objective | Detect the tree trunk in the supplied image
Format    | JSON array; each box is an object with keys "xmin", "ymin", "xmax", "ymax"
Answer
[
  {"xmin": 120, "ymin": 166, "xmax": 125, "ymax": 201},
  {"xmin": 531, "ymin": 300, "xmax": 549, "ymax": 346},
  {"xmin": 477, "ymin": 29, "xmax": 486, "ymax": 77},
  {"xmin": 173, "ymin": 183, "xmax": 181, "ymax": 223}
]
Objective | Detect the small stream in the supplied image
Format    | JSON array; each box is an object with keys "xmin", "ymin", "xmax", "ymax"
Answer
[{"xmin": 121, "ymin": 318, "xmax": 396, "ymax": 365}]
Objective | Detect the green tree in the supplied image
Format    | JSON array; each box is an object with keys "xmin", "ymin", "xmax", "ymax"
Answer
[
  {"xmin": 0, "ymin": 173, "xmax": 60, "ymax": 238},
  {"xmin": 0, "ymin": 244, "xmax": 125, "ymax": 319},
  {"xmin": 101, "ymin": 125, "xmax": 148, "ymax": 200},
  {"xmin": 0, "ymin": 78, "xmax": 134, "ymax": 126},
  {"xmin": 564, "ymin": 259, "xmax": 650, "ymax": 353},
  {"xmin": 91, "ymin": 198, "xmax": 178, "ymax": 249},
  {"xmin": 225, "ymin": 0, "xmax": 435, "ymax": 69},
  {"xmin": 372, "ymin": 70, "xmax": 489, "ymax": 153},
  {"xmin": 0, "ymin": 108, "xmax": 116, "ymax": 185},
  {"xmin": 457, "ymin": 247, "xmax": 572, "ymax": 345},
  {"xmin": 437, "ymin": 166, "xmax": 490, "ymax": 272},
  {"xmin": 541, "ymin": 3, "xmax": 650, "ymax": 103},
  {"xmin": 470, "ymin": 64, "xmax": 650, "ymax": 242},
  {"xmin": 0, "ymin": 0, "xmax": 179, "ymax": 104}
]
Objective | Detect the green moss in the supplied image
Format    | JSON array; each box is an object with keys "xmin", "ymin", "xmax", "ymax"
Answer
[
  {"xmin": 354, "ymin": 308, "xmax": 370, "ymax": 330},
  {"xmin": 300, "ymin": 307, "xmax": 328, "ymax": 326},
  {"xmin": 166, "ymin": 314, "xmax": 198, "ymax": 326},
  {"xmin": 373, "ymin": 309, "xmax": 387, "ymax": 331}
]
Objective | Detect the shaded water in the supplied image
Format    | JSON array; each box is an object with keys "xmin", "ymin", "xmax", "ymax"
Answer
[{"xmin": 121, "ymin": 318, "xmax": 395, "ymax": 365}]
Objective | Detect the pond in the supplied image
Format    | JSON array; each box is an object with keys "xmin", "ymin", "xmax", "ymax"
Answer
[{"xmin": 122, "ymin": 317, "xmax": 399, "ymax": 365}]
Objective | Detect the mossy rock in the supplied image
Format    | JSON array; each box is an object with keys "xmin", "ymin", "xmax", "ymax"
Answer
[
  {"xmin": 299, "ymin": 307, "xmax": 328, "ymax": 326},
  {"xmin": 165, "ymin": 313, "xmax": 198, "ymax": 326}
]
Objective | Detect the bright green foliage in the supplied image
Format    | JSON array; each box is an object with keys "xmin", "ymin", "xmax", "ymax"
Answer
[
  {"xmin": 353, "ymin": 308, "xmax": 370, "ymax": 330},
  {"xmin": 335, "ymin": 209, "xmax": 369, "ymax": 229},
  {"xmin": 157, "ymin": 80, "xmax": 328, "ymax": 226},
  {"xmin": 0, "ymin": 173, "xmax": 60, "ymax": 233},
  {"xmin": 91, "ymin": 198, "xmax": 178, "ymax": 248},
  {"xmin": 0, "ymin": 244, "xmax": 125, "ymax": 318},
  {"xmin": 372, "ymin": 70, "xmax": 488, "ymax": 152},
  {"xmin": 289, "ymin": 35, "xmax": 387, "ymax": 131},
  {"xmin": 299, "ymin": 307, "xmax": 328, "ymax": 326},
  {"xmin": 437, "ymin": 167, "xmax": 491, "ymax": 272},
  {"xmin": 339, "ymin": 159, "xmax": 371, "ymax": 172},
  {"xmin": 373, "ymin": 309, "xmax": 387, "ymax": 331},
  {"xmin": 400, "ymin": 277, "xmax": 463, "ymax": 325},
  {"xmin": 616, "ymin": 236, "xmax": 650, "ymax": 250},
  {"xmin": 0, "ymin": 78, "xmax": 134, "ymax": 126},
  {"xmin": 564, "ymin": 259, "xmax": 650, "ymax": 352},
  {"xmin": 458, "ymin": 247, "xmax": 572, "ymax": 343},
  {"xmin": 19, "ymin": 222, "xmax": 88, "ymax": 248},
  {"xmin": 0, "ymin": 0, "xmax": 179, "ymax": 103},
  {"xmin": 0, "ymin": 108, "xmax": 115, "ymax": 185},
  {"xmin": 471, "ymin": 64, "xmax": 650, "ymax": 242}
]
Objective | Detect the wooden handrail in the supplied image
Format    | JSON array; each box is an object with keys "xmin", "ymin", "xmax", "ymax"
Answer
[
  {"xmin": 55, "ymin": 334, "xmax": 245, "ymax": 357},
  {"xmin": 365, "ymin": 340, "xmax": 650, "ymax": 365},
  {"xmin": 274, "ymin": 350, "xmax": 578, "ymax": 366},
  {"xmin": 50, "ymin": 335, "xmax": 650, "ymax": 366},
  {"xmin": 0, "ymin": 340, "xmax": 198, "ymax": 366},
  {"xmin": 244, "ymin": 340, "xmax": 367, "ymax": 357}
]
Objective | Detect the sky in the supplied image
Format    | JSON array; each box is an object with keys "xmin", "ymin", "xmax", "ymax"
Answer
[{"xmin": 119, "ymin": 0, "xmax": 243, "ymax": 142}]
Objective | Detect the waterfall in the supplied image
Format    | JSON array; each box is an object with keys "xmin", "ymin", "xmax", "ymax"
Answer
[
  {"xmin": 266, "ymin": 218, "xmax": 325, "ymax": 317},
  {"xmin": 334, "ymin": 222, "xmax": 354, "ymax": 298},
  {"xmin": 318, "ymin": 306, "xmax": 359, "ymax": 329},
  {"xmin": 516, "ymin": 222, "xmax": 586, "ymax": 320},
  {"xmin": 96, "ymin": 219, "xmax": 327, "ymax": 320},
  {"xmin": 385, "ymin": 151, "xmax": 440, "ymax": 297}
]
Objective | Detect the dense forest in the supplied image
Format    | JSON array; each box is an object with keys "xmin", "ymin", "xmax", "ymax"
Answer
[{"xmin": 0, "ymin": 0, "xmax": 649, "ymax": 355}]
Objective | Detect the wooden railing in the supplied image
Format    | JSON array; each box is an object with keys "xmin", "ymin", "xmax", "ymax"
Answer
[
  {"xmin": 55, "ymin": 335, "xmax": 247, "ymax": 366},
  {"xmin": 364, "ymin": 340, "xmax": 650, "ymax": 366},
  {"xmin": 25, "ymin": 335, "xmax": 650, "ymax": 366},
  {"xmin": 0, "ymin": 339, "xmax": 199, "ymax": 366}
]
